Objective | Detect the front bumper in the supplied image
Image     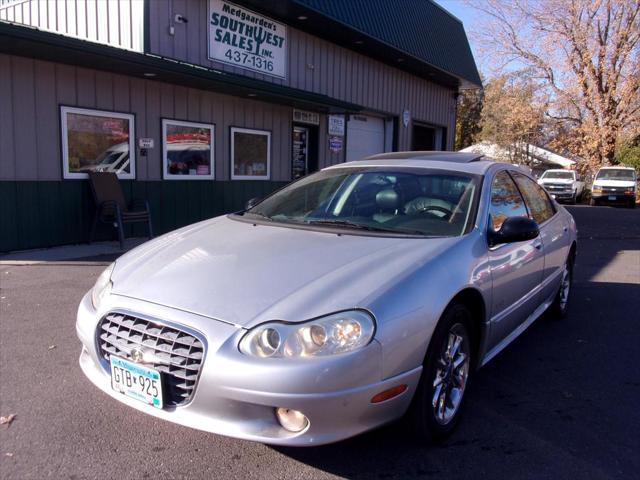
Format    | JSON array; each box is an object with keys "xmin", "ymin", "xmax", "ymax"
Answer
[
  {"xmin": 550, "ymin": 191, "xmax": 574, "ymax": 200},
  {"xmin": 542, "ymin": 187, "xmax": 575, "ymax": 200},
  {"xmin": 76, "ymin": 292, "xmax": 421, "ymax": 446},
  {"xmin": 591, "ymin": 191, "xmax": 635, "ymax": 203}
]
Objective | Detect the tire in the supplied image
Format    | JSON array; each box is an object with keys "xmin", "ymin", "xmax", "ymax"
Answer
[
  {"xmin": 407, "ymin": 303, "xmax": 474, "ymax": 442},
  {"xmin": 550, "ymin": 253, "xmax": 574, "ymax": 319},
  {"xmin": 589, "ymin": 198, "xmax": 597, "ymax": 206},
  {"xmin": 629, "ymin": 199, "xmax": 636, "ymax": 209},
  {"xmin": 569, "ymin": 193, "xmax": 576, "ymax": 205}
]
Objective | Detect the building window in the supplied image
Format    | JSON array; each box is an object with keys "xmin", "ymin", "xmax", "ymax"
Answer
[
  {"xmin": 162, "ymin": 120, "xmax": 215, "ymax": 180},
  {"xmin": 231, "ymin": 127, "xmax": 271, "ymax": 180},
  {"xmin": 61, "ymin": 106, "xmax": 135, "ymax": 180}
]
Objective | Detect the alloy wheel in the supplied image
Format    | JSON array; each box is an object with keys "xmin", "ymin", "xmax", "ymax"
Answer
[
  {"xmin": 559, "ymin": 264, "xmax": 571, "ymax": 312},
  {"xmin": 431, "ymin": 323, "xmax": 470, "ymax": 425}
]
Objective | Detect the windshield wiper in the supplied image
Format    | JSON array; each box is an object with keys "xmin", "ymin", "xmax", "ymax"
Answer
[
  {"xmin": 305, "ymin": 219, "xmax": 426, "ymax": 236},
  {"xmin": 242, "ymin": 211, "xmax": 272, "ymax": 221}
]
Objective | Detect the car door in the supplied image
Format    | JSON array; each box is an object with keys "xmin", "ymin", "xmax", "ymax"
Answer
[
  {"xmin": 511, "ymin": 171, "xmax": 568, "ymax": 304},
  {"xmin": 486, "ymin": 170, "xmax": 546, "ymax": 352}
]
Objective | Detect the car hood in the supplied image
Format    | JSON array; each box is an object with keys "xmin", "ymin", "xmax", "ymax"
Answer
[
  {"xmin": 539, "ymin": 178, "xmax": 574, "ymax": 184},
  {"xmin": 111, "ymin": 216, "xmax": 458, "ymax": 328},
  {"xmin": 593, "ymin": 179, "xmax": 635, "ymax": 187}
]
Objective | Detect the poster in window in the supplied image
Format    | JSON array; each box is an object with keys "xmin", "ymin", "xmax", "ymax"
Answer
[
  {"xmin": 163, "ymin": 120, "xmax": 215, "ymax": 180},
  {"xmin": 231, "ymin": 127, "xmax": 271, "ymax": 180},
  {"xmin": 292, "ymin": 126, "xmax": 308, "ymax": 179},
  {"xmin": 61, "ymin": 106, "xmax": 135, "ymax": 179}
]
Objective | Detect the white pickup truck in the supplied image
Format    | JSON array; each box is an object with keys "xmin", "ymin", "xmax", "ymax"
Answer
[
  {"xmin": 590, "ymin": 166, "xmax": 637, "ymax": 208},
  {"xmin": 537, "ymin": 169, "xmax": 585, "ymax": 204}
]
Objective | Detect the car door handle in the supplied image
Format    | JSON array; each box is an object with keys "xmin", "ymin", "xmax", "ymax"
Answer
[
  {"xmin": 533, "ymin": 241, "xmax": 542, "ymax": 250},
  {"xmin": 563, "ymin": 227, "xmax": 568, "ymax": 232}
]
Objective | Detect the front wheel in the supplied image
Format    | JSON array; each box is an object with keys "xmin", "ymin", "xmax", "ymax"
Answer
[
  {"xmin": 589, "ymin": 198, "xmax": 597, "ymax": 206},
  {"xmin": 407, "ymin": 303, "xmax": 473, "ymax": 442}
]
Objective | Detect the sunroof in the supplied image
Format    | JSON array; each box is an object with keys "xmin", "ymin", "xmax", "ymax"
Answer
[{"xmin": 364, "ymin": 151, "xmax": 484, "ymax": 163}]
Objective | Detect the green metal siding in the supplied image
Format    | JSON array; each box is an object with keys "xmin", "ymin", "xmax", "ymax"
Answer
[
  {"xmin": 292, "ymin": 0, "xmax": 481, "ymax": 86},
  {"xmin": 0, "ymin": 180, "xmax": 289, "ymax": 253}
]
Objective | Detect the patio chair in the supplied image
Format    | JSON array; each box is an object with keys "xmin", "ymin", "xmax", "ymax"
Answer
[{"xmin": 88, "ymin": 172, "xmax": 153, "ymax": 250}]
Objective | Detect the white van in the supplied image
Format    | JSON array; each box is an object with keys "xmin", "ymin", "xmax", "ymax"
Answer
[{"xmin": 590, "ymin": 166, "xmax": 637, "ymax": 208}]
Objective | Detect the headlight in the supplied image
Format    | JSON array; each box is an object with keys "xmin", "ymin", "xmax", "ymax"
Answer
[
  {"xmin": 239, "ymin": 310, "xmax": 376, "ymax": 358},
  {"xmin": 91, "ymin": 262, "xmax": 115, "ymax": 310}
]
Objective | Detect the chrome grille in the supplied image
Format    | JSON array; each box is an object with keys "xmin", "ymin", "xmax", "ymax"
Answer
[
  {"xmin": 97, "ymin": 312, "xmax": 205, "ymax": 407},
  {"xmin": 544, "ymin": 183, "xmax": 572, "ymax": 191},
  {"xmin": 602, "ymin": 186, "xmax": 623, "ymax": 194}
]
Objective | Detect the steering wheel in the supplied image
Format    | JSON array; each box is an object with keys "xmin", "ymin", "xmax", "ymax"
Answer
[{"xmin": 415, "ymin": 205, "xmax": 453, "ymax": 219}]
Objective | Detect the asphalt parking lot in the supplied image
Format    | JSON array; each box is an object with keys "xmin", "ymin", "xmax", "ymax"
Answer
[{"xmin": 1, "ymin": 205, "xmax": 639, "ymax": 480}]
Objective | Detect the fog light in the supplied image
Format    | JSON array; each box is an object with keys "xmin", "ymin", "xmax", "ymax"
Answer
[{"xmin": 275, "ymin": 408, "xmax": 309, "ymax": 432}]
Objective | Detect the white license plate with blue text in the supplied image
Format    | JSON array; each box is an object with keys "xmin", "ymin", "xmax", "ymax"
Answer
[{"xmin": 110, "ymin": 356, "xmax": 163, "ymax": 409}]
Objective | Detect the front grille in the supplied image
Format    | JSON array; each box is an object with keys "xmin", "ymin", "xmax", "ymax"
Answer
[
  {"xmin": 97, "ymin": 312, "xmax": 205, "ymax": 407},
  {"xmin": 602, "ymin": 186, "xmax": 623, "ymax": 194},
  {"xmin": 544, "ymin": 183, "xmax": 572, "ymax": 191}
]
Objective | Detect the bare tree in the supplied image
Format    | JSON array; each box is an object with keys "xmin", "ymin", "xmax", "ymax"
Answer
[
  {"xmin": 480, "ymin": 74, "xmax": 547, "ymax": 165},
  {"xmin": 470, "ymin": 0, "xmax": 640, "ymax": 171}
]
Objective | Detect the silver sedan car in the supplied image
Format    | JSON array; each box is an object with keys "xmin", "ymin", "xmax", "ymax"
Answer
[{"xmin": 77, "ymin": 152, "xmax": 577, "ymax": 446}]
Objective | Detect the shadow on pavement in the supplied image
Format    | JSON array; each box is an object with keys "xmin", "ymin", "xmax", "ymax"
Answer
[{"xmin": 272, "ymin": 204, "xmax": 640, "ymax": 479}]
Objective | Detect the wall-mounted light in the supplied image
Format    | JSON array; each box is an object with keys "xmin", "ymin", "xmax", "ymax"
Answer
[
  {"xmin": 143, "ymin": 73, "xmax": 156, "ymax": 77},
  {"xmin": 297, "ymin": 15, "xmax": 308, "ymax": 20}
]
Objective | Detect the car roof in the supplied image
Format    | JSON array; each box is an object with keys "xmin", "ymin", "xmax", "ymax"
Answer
[
  {"xmin": 324, "ymin": 151, "xmax": 496, "ymax": 175},
  {"xmin": 598, "ymin": 166, "xmax": 634, "ymax": 170}
]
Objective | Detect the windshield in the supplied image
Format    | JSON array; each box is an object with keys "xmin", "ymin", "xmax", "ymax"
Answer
[
  {"xmin": 595, "ymin": 169, "xmax": 636, "ymax": 181},
  {"xmin": 242, "ymin": 167, "xmax": 481, "ymax": 237},
  {"xmin": 541, "ymin": 171, "xmax": 574, "ymax": 180}
]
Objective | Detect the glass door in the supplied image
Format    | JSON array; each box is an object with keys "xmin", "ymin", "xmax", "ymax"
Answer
[{"xmin": 292, "ymin": 126, "xmax": 309, "ymax": 179}]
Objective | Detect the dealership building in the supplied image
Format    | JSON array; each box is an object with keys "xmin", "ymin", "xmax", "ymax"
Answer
[{"xmin": 0, "ymin": 0, "xmax": 480, "ymax": 252}]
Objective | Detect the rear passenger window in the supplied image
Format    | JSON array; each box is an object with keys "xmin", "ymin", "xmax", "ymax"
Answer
[
  {"xmin": 489, "ymin": 171, "xmax": 528, "ymax": 231},
  {"xmin": 512, "ymin": 172, "xmax": 556, "ymax": 225}
]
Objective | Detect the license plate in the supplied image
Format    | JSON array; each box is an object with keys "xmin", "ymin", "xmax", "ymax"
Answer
[
  {"xmin": 110, "ymin": 356, "xmax": 163, "ymax": 409},
  {"xmin": 608, "ymin": 196, "xmax": 617, "ymax": 200}
]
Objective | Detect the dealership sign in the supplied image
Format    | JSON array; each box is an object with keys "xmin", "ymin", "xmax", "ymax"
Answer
[{"xmin": 208, "ymin": 0, "xmax": 287, "ymax": 79}]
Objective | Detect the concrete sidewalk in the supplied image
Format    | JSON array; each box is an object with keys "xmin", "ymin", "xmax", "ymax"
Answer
[{"xmin": 0, "ymin": 238, "xmax": 147, "ymax": 265}]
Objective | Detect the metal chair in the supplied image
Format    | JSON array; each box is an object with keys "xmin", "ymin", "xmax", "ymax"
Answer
[{"xmin": 87, "ymin": 172, "xmax": 153, "ymax": 250}]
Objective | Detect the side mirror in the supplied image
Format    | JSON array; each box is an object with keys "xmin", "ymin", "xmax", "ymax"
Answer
[
  {"xmin": 489, "ymin": 216, "xmax": 539, "ymax": 247},
  {"xmin": 245, "ymin": 197, "xmax": 262, "ymax": 210}
]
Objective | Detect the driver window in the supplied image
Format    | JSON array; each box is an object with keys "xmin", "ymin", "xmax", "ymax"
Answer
[{"xmin": 489, "ymin": 171, "xmax": 528, "ymax": 231}]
